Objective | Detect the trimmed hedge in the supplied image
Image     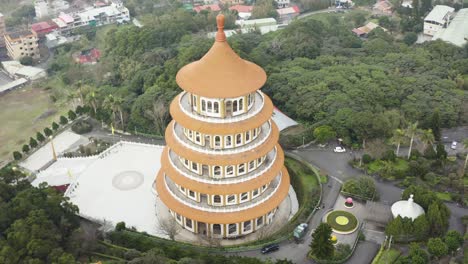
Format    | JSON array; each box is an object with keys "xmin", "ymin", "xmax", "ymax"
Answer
[{"xmin": 326, "ymin": 211, "xmax": 358, "ymax": 233}]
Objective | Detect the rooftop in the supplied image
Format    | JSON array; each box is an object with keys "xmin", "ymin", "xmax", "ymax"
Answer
[
  {"xmin": 175, "ymin": 15, "xmax": 267, "ymax": 98},
  {"xmin": 432, "ymin": 8, "xmax": 468, "ymax": 47},
  {"xmin": 31, "ymin": 21, "xmax": 58, "ymax": 32},
  {"xmin": 193, "ymin": 4, "xmax": 221, "ymax": 13},
  {"xmin": 5, "ymin": 31, "xmax": 35, "ymax": 40},
  {"xmin": 276, "ymin": 6, "xmax": 300, "ymax": 15},
  {"xmin": 391, "ymin": 194, "xmax": 425, "ymax": 220},
  {"xmin": 425, "ymin": 5, "xmax": 454, "ymax": 23}
]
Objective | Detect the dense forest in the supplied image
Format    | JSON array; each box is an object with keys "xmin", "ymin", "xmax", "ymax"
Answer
[{"xmin": 48, "ymin": 8, "xmax": 467, "ymax": 146}]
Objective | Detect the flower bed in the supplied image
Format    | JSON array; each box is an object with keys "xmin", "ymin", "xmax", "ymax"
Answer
[{"xmin": 326, "ymin": 211, "xmax": 358, "ymax": 234}]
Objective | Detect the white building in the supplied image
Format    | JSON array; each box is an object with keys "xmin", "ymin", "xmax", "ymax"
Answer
[
  {"xmin": 35, "ymin": 0, "xmax": 70, "ymax": 19},
  {"xmin": 275, "ymin": 0, "xmax": 290, "ymax": 8},
  {"xmin": 424, "ymin": 5, "xmax": 454, "ymax": 36},
  {"xmin": 2, "ymin": 61, "xmax": 47, "ymax": 81},
  {"xmin": 433, "ymin": 8, "xmax": 468, "ymax": 47},
  {"xmin": 70, "ymin": 1, "xmax": 130, "ymax": 28},
  {"xmin": 391, "ymin": 195, "xmax": 425, "ymax": 221}
]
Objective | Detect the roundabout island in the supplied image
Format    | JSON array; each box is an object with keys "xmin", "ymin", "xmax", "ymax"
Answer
[{"xmin": 326, "ymin": 210, "xmax": 359, "ymax": 234}]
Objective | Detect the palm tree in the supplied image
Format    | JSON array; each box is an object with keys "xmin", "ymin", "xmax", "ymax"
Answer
[
  {"xmin": 85, "ymin": 89, "xmax": 99, "ymax": 115},
  {"xmin": 419, "ymin": 129, "xmax": 435, "ymax": 151},
  {"xmin": 114, "ymin": 96, "xmax": 125, "ymax": 130},
  {"xmin": 103, "ymin": 95, "xmax": 125, "ymax": 130},
  {"xmin": 391, "ymin": 129, "xmax": 406, "ymax": 156},
  {"xmin": 405, "ymin": 122, "xmax": 419, "ymax": 159},
  {"xmin": 103, "ymin": 95, "xmax": 117, "ymax": 124},
  {"xmin": 462, "ymin": 139, "xmax": 468, "ymax": 176}
]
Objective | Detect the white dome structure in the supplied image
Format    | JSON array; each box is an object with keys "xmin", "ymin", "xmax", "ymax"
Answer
[{"xmin": 391, "ymin": 194, "xmax": 425, "ymax": 221}]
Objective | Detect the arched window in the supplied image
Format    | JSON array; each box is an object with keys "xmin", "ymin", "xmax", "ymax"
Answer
[
  {"xmin": 238, "ymin": 164, "xmax": 245, "ymax": 174},
  {"xmin": 225, "ymin": 135, "xmax": 232, "ymax": 147},
  {"xmin": 236, "ymin": 134, "xmax": 242, "ymax": 145},
  {"xmin": 192, "ymin": 95, "xmax": 197, "ymax": 108},
  {"xmin": 226, "ymin": 166, "xmax": 234, "ymax": 176},
  {"xmin": 213, "ymin": 166, "xmax": 221, "ymax": 176},
  {"xmin": 239, "ymin": 98, "xmax": 243, "ymax": 111},
  {"xmin": 214, "ymin": 101, "xmax": 219, "ymax": 113},
  {"xmin": 213, "ymin": 195, "xmax": 221, "ymax": 204},
  {"xmin": 207, "ymin": 101, "xmax": 212, "ymax": 112},
  {"xmin": 228, "ymin": 224, "xmax": 237, "ymax": 235},
  {"xmin": 233, "ymin": 100, "xmax": 238, "ymax": 112},
  {"xmin": 201, "ymin": 100, "xmax": 206, "ymax": 111},
  {"xmin": 245, "ymin": 131, "xmax": 250, "ymax": 142},
  {"xmin": 214, "ymin": 136, "xmax": 221, "ymax": 147}
]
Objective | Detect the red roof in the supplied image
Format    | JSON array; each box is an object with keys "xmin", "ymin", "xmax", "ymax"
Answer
[
  {"xmin": 277, "ymin": 5, "xmax": 300, "ymax": 15},
  {"xmin": 229, "ymin": 5, "xmax": 253, "ymax": 13},
  {"xmin": 31, "ymin": 21, "xmax": 58, "ymax": 34},
  {"xmin": 193, "ymin": 4, "xmax": 221, "ymax": 13},
  {"xmin": 76, "ymin": 48, "xmax": 102, "ymax": 64}
]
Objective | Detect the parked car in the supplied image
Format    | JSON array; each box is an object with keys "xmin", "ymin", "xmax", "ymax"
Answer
[
  {"xmin": 451, "ymin": 141, "xmax": 457, "ymax": 149},
  {"xmin": 293, "ymin": 223, "xmax": 308, "ymax": 240},
  {"xmin": 261, "ymin": 243, "xmax": 279, "ymax": 254},
  {"xmin": 333, "ymin": 146, "xmax": 346, "ymax": 153}
]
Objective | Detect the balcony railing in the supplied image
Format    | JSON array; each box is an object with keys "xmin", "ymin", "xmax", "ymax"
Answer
[
  {"xmin": 167, "ymin": 147, "xmax": 278, "ymax": 184},
  {"xmin": 162, "ymin": 173, "xmax": 282, "ymax": 213},
  {"xmin": 172, "ymin": 121, "xmax": 271, "ymax": 155},
  {"xmin": 178, "ymin": 91, "xmax": 265, "ymax": 124}
]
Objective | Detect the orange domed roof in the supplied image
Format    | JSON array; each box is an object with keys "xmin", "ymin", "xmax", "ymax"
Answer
[{"xmin": 175, "ymin": 14, "xmax": 267, "ymax": 99}]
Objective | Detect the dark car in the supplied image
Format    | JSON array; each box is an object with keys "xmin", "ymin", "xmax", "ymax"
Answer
[{"xmin": 261, "ymin": 243, "xmax": 279, "ymax": 254}]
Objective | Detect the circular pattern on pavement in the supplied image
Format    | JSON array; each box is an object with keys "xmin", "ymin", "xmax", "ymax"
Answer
[
  {"xmin": 112, "ymin": 171, "xmax": 144, "ymax": 191},
  {"xmin": 326, "ymin": 210, "xmax": 358, "ymax": 234}
]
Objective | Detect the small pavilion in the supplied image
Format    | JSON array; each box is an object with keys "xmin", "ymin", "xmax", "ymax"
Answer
[{"xmin": 390, "ymin": 194, "xmax": 425, "ymax": 221}]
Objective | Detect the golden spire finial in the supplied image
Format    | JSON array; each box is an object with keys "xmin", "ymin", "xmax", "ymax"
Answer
[{"xmin": 215, "ymin": 14, "xmax": 226, "ymax": 42}]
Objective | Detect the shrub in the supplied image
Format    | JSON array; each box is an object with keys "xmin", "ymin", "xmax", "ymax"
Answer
[
  {"xmin": 382, "ymin": 150, "xmax": 396, "ymax": 162},
  {"xmin": 403, "ymin": 32, "xmax": 418, "ymax": 45},
  {"xmin": 29, "ymin": 137, "xmax": 38, "ymax": 148},
  {"xmin": 75, "ymin": 105, "xmax": 84, "ymax": 115},
  {"xmin": 13, "ymin": 151, "xmax": 22, "ymax": 160},
  {"xmin": 43, "ymin": 127, "xmax": 53, "ymax": 137},
  {"xmin": 342, "ymin": 176, "xmax": 376, "ymax": 200},
  {"xmin": 59, "ymin": 115, "xmax": 69, "ymax": 125},
  {"xmin": 68, "ymin": 110, "xmax": 77, "ymax": 120},
  {"xmin": 20, "ymin": 56, "xmax": 33, "ymax": 66},
  {"xmin": 362, "ymin": 154, "xmax": 373, "ymax": 164},
  {"xmin": 116, "ymin": 221, "xmax": 126, "ymax": 231},
  {"xmin": 52, "ymin": 122, "xmax": 59, "ymax": 131},
  {"xmin": 36, "ymin": 132, "xmax": 45, "ymax": 142},
  {"xmin": 22, "ymin": 144, "xmax": 30, "ymax": 153},
  {"xmin": 71, "ymin": 120, "xmax": 93, "ymax": 134}
]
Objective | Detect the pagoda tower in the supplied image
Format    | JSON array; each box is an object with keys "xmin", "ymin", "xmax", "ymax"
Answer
[{"xmin": 156, "ymin": 14, "xmax": 290, "ymax": 238}]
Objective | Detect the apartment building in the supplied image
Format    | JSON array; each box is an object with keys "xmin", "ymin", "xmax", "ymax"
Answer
[
  {"xmin": 0, "ymin": 13, "xmax": 5, "ymax": 47},
  {"xmin": 424, "ymin": 5, "xmax": 454, "ymax": 36},
  {"xmin": 4, "ymin": 31, "xmax": 40, "ymax": 60}
]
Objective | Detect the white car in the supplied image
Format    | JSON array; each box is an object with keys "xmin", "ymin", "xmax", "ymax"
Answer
[
  {"xmin": 333, "ymin": 146, "xmax": 346, "ymax": 153},
  {"xmin": 451, "ymin": 141, "xmax": 457, "ymax": 150}
]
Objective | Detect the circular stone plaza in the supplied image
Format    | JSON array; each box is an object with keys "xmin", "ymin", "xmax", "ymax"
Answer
[{"xmin": 26, "ymin": 15, "xmax": 298, "ymax": 244}]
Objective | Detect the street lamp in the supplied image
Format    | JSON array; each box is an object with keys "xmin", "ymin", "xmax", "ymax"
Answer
[{"xmin": 49, "ymin": 136, "xmax": 57, "ymax": 161}]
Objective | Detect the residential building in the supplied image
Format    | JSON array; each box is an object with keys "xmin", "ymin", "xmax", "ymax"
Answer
[
  {"xmin": 424, "ymin": 5, "xmax": 454, "ymax": 36},
  {"xmin": 229, "ymin": 5, "xmax": 253, "ymax": 20},
  {"xmin": 276, "ymin": 6, "xmax": 300, "ymax": 24},
  {"xmin": 157, "ymin": 15, "xmax": 290, "ymax": 238},
  {"xmin": 4, "ymin": 31, "xmax": 40, "ymax": 61},
  {"xmin": 352, "ymin": 22, "xmax": 386, "ymax": 37},
  {"xmin": 2, "ymin": 61, "xmax": 47, "ymax": 81},
  {"xmin": 73, "ymin": 48, "xmax": 101, "ymax": 64},
  {"xmin": 72, "ymin": 1, "xmax": 130, "ymax": 28},
  {"xmin": 193, "ymin": 4, "xmax": 221, "ymax": 13},
  {"xmin": 275, "ymin": 0, "xmax": 290, "ymax": 8},
  {"xmin": 31, "ymin": 21, "xmax": 59, "ymax": 37},
  {"xmin": 219, "ymin": 0, "xmax": 245, "ymax": 5},
  {"xmin": 373, "ymin": 0, "xmax": 392, "ymax": 14},
  {"xmin": 0, "ymin": 13, "xmax": 5, "ymax": 47},
  {"xmin": 432, "ymin": 8, "xmax": 468, "ymax": 47}
]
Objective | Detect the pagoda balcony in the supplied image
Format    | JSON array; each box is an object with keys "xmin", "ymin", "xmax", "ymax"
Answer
[
  {"xmin": 171, "ymin": 121, "xmax": 272, "ymax": 155},
  {"xmin": 167, "ymin": 147, "xmax": 277, "ymax": 184},
  {"xmin": 178, "ymin": 91, "xmax": 265, "ymax": 124},
  {"xmin": 162, "ymin": 173, "xmax": 282, "ymax": 213}
]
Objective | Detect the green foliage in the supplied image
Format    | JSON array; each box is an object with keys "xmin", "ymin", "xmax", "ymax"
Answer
[
  {"xmin": 22, "ymin": 144, "xmax": 30, "ymax": 153},
  {"xmin": 310, "ymin": 223, "xmax": 334, "ymax": 259},
  {"xmin": 43, "ymin": 127, "xmax": 53, "ymax": 137},
  {"xmin": 429, "ymin": 110, "xmax": 441, "ymax": 142},
  {"xmin": 342, "ymin": 176, "xmax": 376, "ymax": 200},
  {"xmin": 29, "ymin": 137, "xmax": 38, "ymax": 148},
  {"xmin": 68, "ymin": 110, "xmax": 77, "ymax": 121},
  {"xmin": 52, "ymin": 122, "xmax": 59, "ymax": 131},
  {"xmin": 326, "ymin": 211, "xmax": 358, "ymax": 232},
  {"xmin": 362, "ymin": 154, "xmax": 373, "ymax": 164},
  {"xmin": 427, "ymin": 238, "xmax": 448, "ymax": 258},
  {"xmin": 59, "ymin": 116, "xmax": 69, "ymax": 125},
  {"xmin": 20, "ymin": 56, "xmax": 33, "ymax": 66},
  {"xmin": 71, "ymin": 120, "xmax": 93, "ymax": 134},
  {"xmin": 313, "ymin": 125, "xmax": 336, "ymax": 143},
  {"xmin": 5, "ymin": 5, "xmax": 35, "ymax": 27},
  {"xmin": 444, "ymin": 230, "xmax": 463, "ymax": 253},
  {"xmin": 435, "ymin": 143, "xmax": 447, "ymax": 160},
  {"xmin": 252, "ymin": 0, "xmax": 278, "ymax": 19},
  {"xmin": 13, "ymin": 151, "xmax": 22, "ymax": 160},
  {"xmin": 36, "ymin": 131, "xmax": 46, "ymax": 142},
  {"xmin": 403, "ymin": 32, "xmax": 418, "ymax": 46},
  {"xmin": 116, "ymin": 222, "xmax": 126, "ymax": 231}
]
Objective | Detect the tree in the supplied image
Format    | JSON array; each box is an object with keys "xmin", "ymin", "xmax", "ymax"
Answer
[
  {"xmin": 158, "ymin": 216, "xmax": 181, "ymax": 240},
  {"xmin": 310, "ymin": 223, "xmax": 334, "ymax": 259},
  {"xmin": 391, "ymin": 129, "xmax": 406, "ymax": 156},
  {"xmin": 251, "ymin": 0, "xmax": 278, "ymax": 19},
  {"xmin": 104, "ymin": 95, "xmax": 125, "ymax": 130},
  {"xmin": 29, "ymin": 137, "xmax": 38, "ymax": 148},
  {"xmin": 403, "ymin": 32, "xmax": 418, "ymax": 45},
  {"xmin": 461, "ymin": 139, "xmax": 468, "ymax": 176},
  {"xmin": 43, "ymin": 127, "xmax": 53, "ymax": 137},
  {"xmin": 22, "ymin": 144, "xmax": 30, "ymax": 153},
  {"xmin": 313, "ymin": 125, "xmax": 336, "ymax": 143},
  {"xmin": 412, "ymin": 215, "xmax": 429, "ymax": 240},
  {"xmin": 427, "ymin": 238, "xmax": 448, "ymax": 258},
  {"xmin": 144, "ymin": 99, "xmax": 169, "ymax": 136},
  {"xmin": 342, "ymin": 176, "xmax": 376, "ymax": 200},
  {"xmin": 59, "ymin": 116, "xmax": 68, "ymax": 125},
  {"xmin": 52, "ymin": 122, "xmax": 59, "ymax": 131},
  {"xmin": 435, "ymin": 143, "xmax": 447, "ymax": 161},
  {"xmin": 407, "ymin": 243, "xmax": 429, "ymax": 263},
  {"xmin": 419, "ymin": 129, "xmax": 434, "ymax": 151},
  {"xmin": 67, "ymin": 110, "xmax": 77, "ymax": 121},
  {"xmin": 405, "ymin": 122, "xmax": 419, "ymax": 159},
  {"xmin": 115, "ymin": 221, "xmax": 126, "ymax": 231},
  {"xmin": 20, "ymin": 56, "xmax": 33, "ymax": 66},
  {"xmin": 36, "ymin": 131, "xmax": 46, "ymax": 142},
  {"xmin": 429, "ymin": 110, "xmax": 441, "ymax": 142},
  {"xmin": 13, "ymin": 151, "xmax": 22, "ymax": 160},
  {"xmin": 444, "ymin": 230, "xmax": 463, "ymax": 254},
  {"xmin": 426, "ymin": 202, "xmax": 449, "ymax": 236}
]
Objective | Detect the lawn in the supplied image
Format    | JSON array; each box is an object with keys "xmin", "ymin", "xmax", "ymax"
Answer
[
  {"xmin": 375, "ymin": 248, "xmax": 400, "ymax": 264},
  {"xmin": 435, "ymin": 192, "xmax": 452, "ymax": 202},
  {"xmin": 0, "ymin": 85, "xmax": 70, "ymax": 163}
]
